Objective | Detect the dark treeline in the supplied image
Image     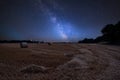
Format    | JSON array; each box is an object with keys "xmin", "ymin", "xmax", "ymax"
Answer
[
  {"xmin": 78, "ymin": 21, "xmax": 120, "ymax": 44},
  {"xmin": 78, "ymin": 38, "xmax": 95, "ymax": 43},
  {"xmin": 0, "ymin": 40, "xmax": 40, "ymax": 43}
]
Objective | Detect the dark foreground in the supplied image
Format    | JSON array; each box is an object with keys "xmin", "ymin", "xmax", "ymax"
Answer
[{"xmin": 0, "ymin": 43, "xmax": 120, "ymax": 80}]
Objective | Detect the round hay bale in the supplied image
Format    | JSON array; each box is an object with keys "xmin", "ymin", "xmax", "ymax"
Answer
[
  {"xmin": 48, "ymin": 42, "xmax": 52, "ymax": 46},
  {"xmin": 20, "ymin": 42, "xmax": 28, "ymax": 48}
]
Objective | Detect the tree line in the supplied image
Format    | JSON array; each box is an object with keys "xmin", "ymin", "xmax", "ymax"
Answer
[{"xmin": 78, "ymin": 21, "xmax": 120, "ymax": 44}]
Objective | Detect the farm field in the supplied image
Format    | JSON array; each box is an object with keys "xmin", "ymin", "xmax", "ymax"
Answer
[{"xmin": 0, "ymin": 43, "xmax": 120, "ymax": 80}]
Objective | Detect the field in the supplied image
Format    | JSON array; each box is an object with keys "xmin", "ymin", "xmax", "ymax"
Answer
[{"xmin": 0, "ymin": 43, "xmax": 120, "ymax": 80}]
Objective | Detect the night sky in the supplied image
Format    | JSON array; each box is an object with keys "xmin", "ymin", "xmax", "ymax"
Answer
[{"xmin": 1, "ymin": 0, "xmax": 120, "ymax": 42}]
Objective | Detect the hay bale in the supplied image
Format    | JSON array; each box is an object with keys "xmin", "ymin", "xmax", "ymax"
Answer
[
  {"xmin": 20, "ymin": 64, "xmax": 47, "ymax": 73},
  {"xmin": 48, "ymin": 42, "xmax": 52, "ymax": 46},
  {"xmin": 20, "ymin": 42, "xmax": 28, "ymax": 48}
]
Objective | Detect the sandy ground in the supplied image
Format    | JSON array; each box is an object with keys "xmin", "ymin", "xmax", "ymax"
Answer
[{"xmin": 0, "ymin": 43, "xmax": 120, "ymax": 80}]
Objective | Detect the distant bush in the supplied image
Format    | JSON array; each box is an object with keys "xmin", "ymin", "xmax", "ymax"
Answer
[{"xmin": 78, "ymin": 38, "xmax": 94, "ymax": 43}]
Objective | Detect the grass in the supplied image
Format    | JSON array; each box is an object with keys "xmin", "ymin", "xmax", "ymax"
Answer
[{"xmin": 0, "ymin": 43, "xmax": 120, "ymax": 80}]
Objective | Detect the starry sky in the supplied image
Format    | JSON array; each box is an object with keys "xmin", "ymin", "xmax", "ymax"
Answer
[{"xmin": 1, "ymin": 0, "xmax": 120, "ymax": 42}]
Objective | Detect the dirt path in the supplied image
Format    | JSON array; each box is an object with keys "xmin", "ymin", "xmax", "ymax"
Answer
[
  {"xmin": 72, "ymin": 44, "xmax": 120, "ymax": 80},
  {"xmin": 49, "ymin": 44, "xmax": 120, "ymax": 80}
]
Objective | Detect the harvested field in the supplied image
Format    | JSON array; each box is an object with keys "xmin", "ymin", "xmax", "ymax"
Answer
[{"xmin": 0, "ymin": 43, "xmax": 120, "ymax": 80}]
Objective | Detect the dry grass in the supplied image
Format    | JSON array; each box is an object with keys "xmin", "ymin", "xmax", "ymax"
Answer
[{"xmin": 0, "ymin": 43, "xmax": 120, "ymax": 80}]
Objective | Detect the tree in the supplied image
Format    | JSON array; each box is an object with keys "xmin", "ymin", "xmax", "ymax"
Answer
[
  {"xmin": 114, "ymin": 21, "xmax": 120, "ymax": 42},
  {"xmin": 101, "ymin": 24, "xmax": 115, "ymax": 42},
  {"xmin": 101, "ymin": 21, "xmax": 120, "ymax": 43}
]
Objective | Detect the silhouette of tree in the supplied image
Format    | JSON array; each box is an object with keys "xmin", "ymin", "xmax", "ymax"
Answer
[
  {"xmin": 101, "ymin": 21, "xmax": 120, "ymax": 43},
  {"xmin": 94, "ymin": 36, "xmax": 103, "ymax": 42},
  {"xmin": 101, "ymin": 24, "xmax": 115, "ymax": 41},
  {"xmin": 114, "ymin": 21, "xmax": 120, "ymax": 42},
  {"xmin": 78, "ymin": 21, "xmax": 120, "ymax": 44}
]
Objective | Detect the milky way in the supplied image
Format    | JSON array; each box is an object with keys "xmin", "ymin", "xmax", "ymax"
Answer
[{"xmin": 35, "ymin": 0, "xmax": 77, "ymax": 41}]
